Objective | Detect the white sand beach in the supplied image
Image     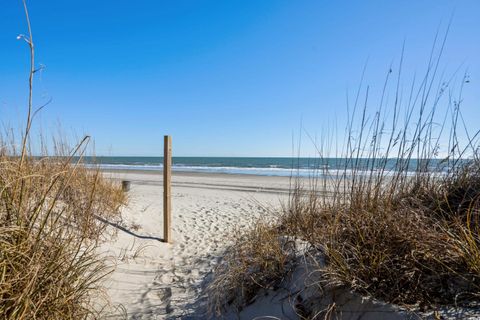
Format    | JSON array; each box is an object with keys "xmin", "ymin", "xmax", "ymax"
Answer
[
  {"xmin": 98, "ymin": 171, "xmax": 292, "ymax": 319},
  {"xmin": 97, "ymin": 171, "xmax": 480, "ymax": 320}
]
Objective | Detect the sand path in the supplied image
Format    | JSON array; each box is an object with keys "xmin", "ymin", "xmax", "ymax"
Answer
[{"xmin": 98, "ymin": 171, "xmax": 290, "ymax": 319}]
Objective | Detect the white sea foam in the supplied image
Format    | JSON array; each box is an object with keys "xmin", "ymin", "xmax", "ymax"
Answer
[{"xmin": 88, "ymin": 163, "xmax": 422, "ymax": 178}]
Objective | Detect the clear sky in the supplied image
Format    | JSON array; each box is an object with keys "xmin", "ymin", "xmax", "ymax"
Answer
[{"xmin": 0, "ymin": 1, "xmax": 479, "ymax": 157}]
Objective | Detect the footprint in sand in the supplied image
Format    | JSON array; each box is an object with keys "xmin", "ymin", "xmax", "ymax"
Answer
[
  {"xmin": 190, "ymin": 269, "xmax": 200, "ymax": 278},
  {"xmin": 155, "ymin": 287, "xmax": 174, "ymax": 314},
  {"xmin": 158, "ymin": 273, "xmax": 174, "ymax": 284},
  {"xmin": 157, "ymin": 287, "xmax": 172, "ymax": 300}
]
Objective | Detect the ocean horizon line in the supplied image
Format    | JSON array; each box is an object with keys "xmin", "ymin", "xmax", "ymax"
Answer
[{"xmin": 73, "ymin": 156, "xmax": 460, "ymax": 178}]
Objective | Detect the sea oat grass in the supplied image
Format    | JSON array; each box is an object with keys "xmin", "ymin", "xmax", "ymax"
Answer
[
  {"xmin": 0, "ymin": 2, "xmax": 126, "ymax": 318},
  {"xmin": 206, "ymin": 222, "xmax": 293, "ymax": 315},
  {"xmin": 0, "ymin": 149, "xmax": 126, "ymax": 319},
  {"xmin": 208, "ymin": 35, "xmax": 480, "ymax": 316}
]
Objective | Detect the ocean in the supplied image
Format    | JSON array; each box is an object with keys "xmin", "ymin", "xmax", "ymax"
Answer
[{"xmin": 84, "ymin": 156, "xmax": 449, "ymax": 177}]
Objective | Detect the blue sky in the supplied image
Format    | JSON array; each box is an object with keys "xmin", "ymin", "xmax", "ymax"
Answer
[{"xmin": 0, "ymin": 1, "xmax": 479, "ymax": 156}]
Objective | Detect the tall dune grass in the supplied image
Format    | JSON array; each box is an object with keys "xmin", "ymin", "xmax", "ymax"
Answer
[
  {"xmin": 0, "ymin": 139, "xmax": 126, "ymax": 319},
  {"xmin": 207, "ymin": 33, "xmax": 480, "ymax": 317},
  {"xmin": 0, "ymin": 2, "xmax": 126, "ymax": 318}
]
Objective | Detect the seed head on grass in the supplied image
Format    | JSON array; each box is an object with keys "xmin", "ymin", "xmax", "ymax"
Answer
[
  {"xmin": 0, "ymin": 2, "xmax": 126, "ymax": 318},
  {"xmin": 207, "ymin": 33, "xmax": 480, "ymax": 317}
]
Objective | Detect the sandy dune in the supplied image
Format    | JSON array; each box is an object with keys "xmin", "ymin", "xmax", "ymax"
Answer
[
  {"xmin": 96, "ymin": 171, "xmax": 478, "ymax": 320},
  {"xmin": 97, "ymin": 171, "xmax": 290, "ymax": 319}
]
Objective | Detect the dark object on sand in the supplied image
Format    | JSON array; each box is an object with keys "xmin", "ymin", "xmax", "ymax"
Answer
[{"xmin": 122, "ymin": 180, "xmax": 131, "ymax": 192}]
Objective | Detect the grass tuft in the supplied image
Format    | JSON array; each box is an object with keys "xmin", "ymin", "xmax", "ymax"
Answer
[
  {"xmin": 0, "ymin": 144, "xmax": 126, "ymax": 319},
  {"xmin": 207, "ymin": 36, "xmax": 480, "ymax": 317},
  {"xmin": 0, "ymin": 2, "xmax": 126, "ymax": 318}
]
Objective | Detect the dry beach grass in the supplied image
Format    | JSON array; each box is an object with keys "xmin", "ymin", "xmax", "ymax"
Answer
[
  {"xmin": 0, "ymin": 145, "xmax": 126, "ymax": 319},
  {"xmin": 0, "ymin": 2, "xmax": 126, "ymax": 318},
  {"xmin": 2, "ymin": 2, "xmax": 480, "ymax": 319},
  {"xmin": 206, "ymin": 35, "xmax": 480, "ymax": 318}
]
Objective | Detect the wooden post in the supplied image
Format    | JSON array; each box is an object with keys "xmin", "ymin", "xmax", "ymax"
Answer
[
  {"xmin": 163, "ymin": 135, "xmax": 172, "ymax": 243},
  {"xmin": 121, "ymin": 180, "xmax": 131, "ymax": 192}
]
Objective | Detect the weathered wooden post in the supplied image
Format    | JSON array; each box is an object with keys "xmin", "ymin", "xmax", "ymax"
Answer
[{"xmin": 163, "ymin": 135, "xmax": 172, "ymax": 243}]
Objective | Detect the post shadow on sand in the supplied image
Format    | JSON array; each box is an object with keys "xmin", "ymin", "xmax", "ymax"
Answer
[{"xmin": 94, "ymin": 214, "xmax": 165, "ymax": 242}]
